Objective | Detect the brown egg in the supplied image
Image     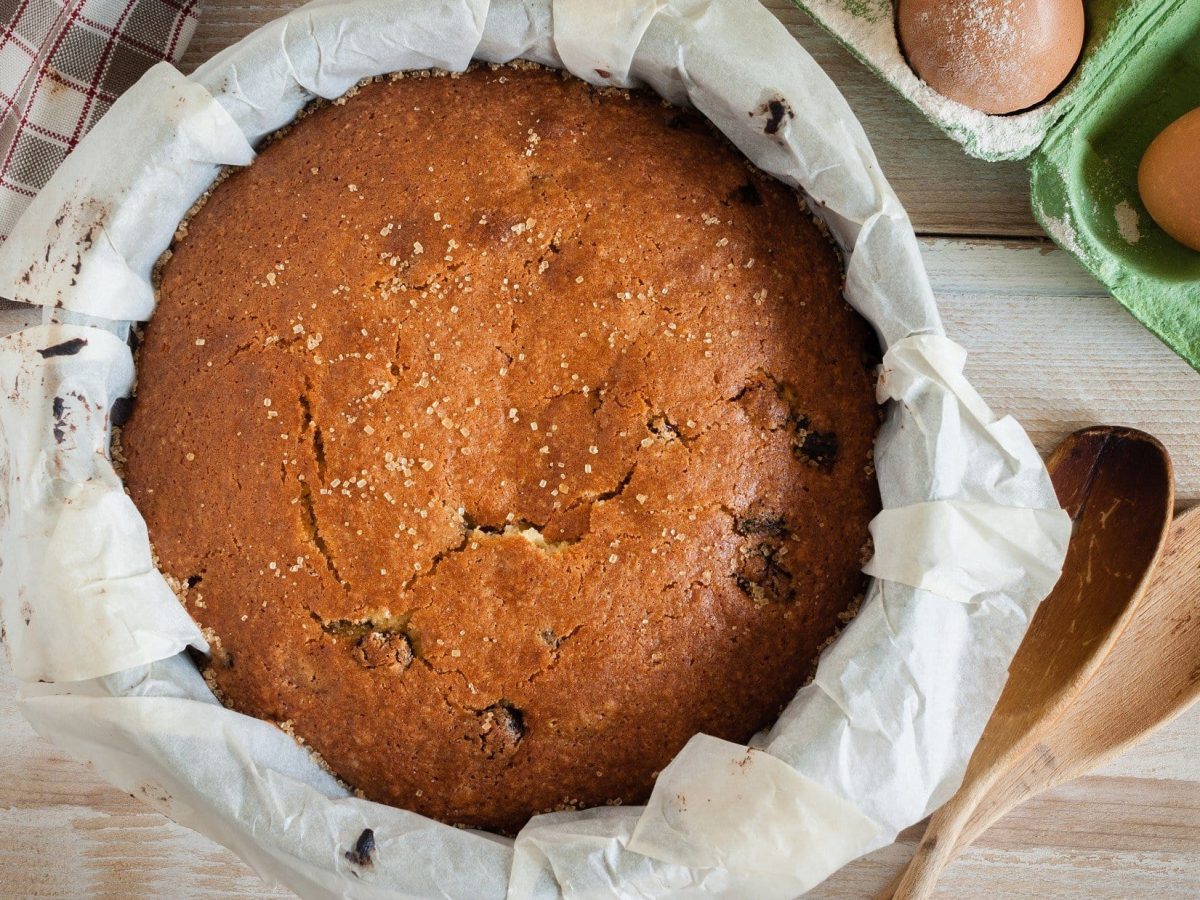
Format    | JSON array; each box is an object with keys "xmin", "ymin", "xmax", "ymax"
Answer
[
  {"xmin": 1138, "ymin": 107, "xmax": 1200, "ymax": 253},
  {"xmin": 897, "ymin": 0, "xmax": 1085, "ymax": 114}
]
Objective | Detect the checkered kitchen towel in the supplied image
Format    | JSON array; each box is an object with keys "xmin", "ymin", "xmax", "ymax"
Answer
[{"xmin": 0, "ymin": 0, "xmax": 201, "ymax": 241}]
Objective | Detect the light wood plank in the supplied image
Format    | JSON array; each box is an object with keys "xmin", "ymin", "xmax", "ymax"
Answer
[
  {"xmin": 812, "ymin": 773, "xmax": 1200, "ymax": 898},
  {"xmin": 922, "ymin": 238, "xmax": 1200, "ymax": 504}
]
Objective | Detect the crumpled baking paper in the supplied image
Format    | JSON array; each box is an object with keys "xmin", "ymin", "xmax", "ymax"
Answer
[{"xmin": 0, "ymin": 0, "xmax": 1071, "ymax": 896}]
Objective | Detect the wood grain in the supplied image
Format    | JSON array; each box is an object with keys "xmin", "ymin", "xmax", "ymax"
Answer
[
  {"xmin": 812, "ymin": 775, "xmax": 1200, "ymax": 899},
  {"xmin": 924, "ymin": 239, "xmax": 1200, "ymax": 505},
  {"xmin": 1, "ymin": 0, "xmax": 1197, "ymax": 897}
]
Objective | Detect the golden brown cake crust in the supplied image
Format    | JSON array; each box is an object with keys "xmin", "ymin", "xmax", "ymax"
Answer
[{"xmin": 122, "ymin": 65, "xmax": 881, "ymax": 834}]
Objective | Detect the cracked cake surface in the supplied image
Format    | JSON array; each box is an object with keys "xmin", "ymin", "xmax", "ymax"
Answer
[{"xmin": 121, "ymin": 64, "xmax": 881, "ymax": 833}]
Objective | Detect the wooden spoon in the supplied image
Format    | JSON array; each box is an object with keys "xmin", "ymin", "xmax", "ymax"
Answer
[
  {"xmin": 882, "ymin": 504, "xmax": 1200, "ymax": 897},
  {"xmin": 884, "ymin": 426, "xmax": 1174, "ymax": 899},
  {"xmin": 954, "ymin": 502, "xmax": 1200, "ymax": 852}
]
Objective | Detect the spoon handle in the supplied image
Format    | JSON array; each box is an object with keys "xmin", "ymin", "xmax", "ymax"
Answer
[
  {"xmin": 889, "ymin": 795, "xmax": 974, "ymax": 899},
  {"xmin": 874, "ymin": 866, "xmax": 905, "ymax": 900}
]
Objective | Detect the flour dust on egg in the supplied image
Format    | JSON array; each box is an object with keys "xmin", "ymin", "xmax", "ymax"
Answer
[{"xmin": 897, "ymin": 0, "xmax": 1086, "ymax": 115}]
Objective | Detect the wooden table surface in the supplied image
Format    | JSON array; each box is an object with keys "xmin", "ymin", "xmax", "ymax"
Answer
[{"xmin": 2, "ymin": 2, "xmax": 1198, "ymax": 897}]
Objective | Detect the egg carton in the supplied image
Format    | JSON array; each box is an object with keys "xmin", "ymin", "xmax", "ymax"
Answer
[{"xmin": 792, "ymin": 0, "xmax": 1200, "ymax": 371}]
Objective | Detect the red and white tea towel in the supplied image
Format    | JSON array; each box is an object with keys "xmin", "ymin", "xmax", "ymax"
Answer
[{"xmin": 0, "ymin": 0, "xmax": 200, "ymax": 242}]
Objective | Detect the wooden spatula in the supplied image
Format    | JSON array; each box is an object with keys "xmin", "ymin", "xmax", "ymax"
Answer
[{"xmin": 883, "ymin": 426, "xmax": 1174, "ymax": 899}]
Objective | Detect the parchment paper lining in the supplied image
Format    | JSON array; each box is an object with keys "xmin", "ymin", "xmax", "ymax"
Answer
[{"xmin": 0, "ymin": 0, "xmax": 1070, "ymax": 897}]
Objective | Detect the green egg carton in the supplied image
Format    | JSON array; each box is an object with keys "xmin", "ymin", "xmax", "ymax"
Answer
[{"xmin": 792, "ymin": 0, "xmax": 1200, "ymax": 371}]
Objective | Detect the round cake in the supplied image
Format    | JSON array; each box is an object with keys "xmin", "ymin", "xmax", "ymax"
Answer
[{"xmin": 122, "ymin": 64, "xmax": 881, "ymax": 833}]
